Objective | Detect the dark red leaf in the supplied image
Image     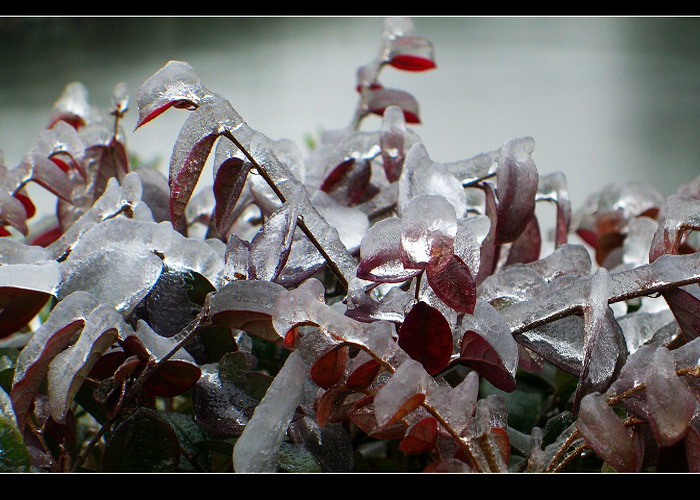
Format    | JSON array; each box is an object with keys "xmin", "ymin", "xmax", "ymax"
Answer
[
  {"xmin": 389, "ymin": 55, "xmax": 436, "ymax": 72},
  {"xmin": 320, "ymin": 158, "xmax": 371, "ymax": 206},
  {"xmin": 663, "ymin": 286, "xmax": 700, "ymax": 340},
  {"xmin": 398, "ymin": 301, "xmax": 453, "ymax": 376},
  {"xmin": 386, "ymin": 35, "xmax": 436, "ymax": 72},
  {"xmin": 29, "ymin": 225, "xmax": 63, "ymax": 247},
  {"xmin": 425, "ymin": 254, "xmax": 476, "ymax": 314},
  {"xmin": 458, "ymin": 330, "xmax": 517, "ymax": 392},
  {"xmin": 311, "ymin": 345, "xmax": 350, "ymax": 390},
  {"xmin": 0, "ymin": 226, "xmax": 10, "ymax": 237},
  {"xmin": 491, "ymin": 427, "xmax": 510, "ymax": 464},
  {"xmin": 347, "ymin": 393, "xmax": 408, "ymax": 440},
  {"xmin": 13, "ymin": 193, "xmax": 36, "ymax": 220},
  {"xmin": 143, "ymin": 360, "xmax": 201, "ymax": 397},
  {"xmin": 399, "ymin": 417, "xmax": 438, "ymax": 455},
  {"xmin": 212, "ymin": 156, "xmax": 253, "ymax": 237},
  {"xmin": 346, "ymin": 359, "xmax": 382, "ymax": 389},
  {"xmin": 315, "ymin": 385, "xmax": 360, "ymax": 427},
  {"xmin": 477, "ymin": 182, "xmax": 498, "ymax": 284},
  {"xmin": 0, "ymin": 287, "xmax": 52, "ymax": 339},
  {"xmin": 385, "ymin": 393, "xmax": 426, "ymax": 427},
  {"xmin": 87, "ymin": 351, "xmax": 129, "ymax": 381},
  {"xmin": 505, "ymin": 213, "xmax": 541, "ymax": 265},
  {"xmin": 366, "ymin": 87, "xmax": 421, "ymax": 124}
]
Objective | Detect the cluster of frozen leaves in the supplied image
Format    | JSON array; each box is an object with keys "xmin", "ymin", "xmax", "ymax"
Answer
[{"xmin": 0, "ymin": 17, "xmax": 699, "ymax": 473}]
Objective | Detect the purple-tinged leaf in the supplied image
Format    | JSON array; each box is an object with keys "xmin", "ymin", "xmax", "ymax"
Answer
[
  {"xmin": 577, "ymin": 392, "xmax": 642, "ymax": 472},
  {"xmin": 358, "ymin": 217, "xmax": 422, "ymax": 283},
  {"xmin": 458, "ymin": 301, "xmax": 519, "ymax": 392},
  {"xmin": 573, "ymin": 269, "xmax": 627, "ymax": 412},
  {"xmin": 0, "ymin": 189, "xmax": 28, "ymax": 236},
  {"xmin": 426, "ymin": 255, "xmax": 476, "ymax": 314},
  {"xmin": 454, "ymin": 215, "xmax": 489, "ymax": 280},
  {"xmin": 400, "ymin": 416, "xmax": 438, "ymax": 455},
  {"xmin": 135, "ymin": 60, "xmax": 208, "ymax": 129},
  {"xmin": 380, "ymin": 106, "xmax": 407, "ymax": 182},
  {"xmin": 536, "ymin": 171, "xmax": 572, "ymax": 248},
  {"xmin": 211, "ymin": 155, "xmax": 253, "ymax": 237},
  {"xmin": 248, "ymin": 185, "xmax": 304, "ymax": 281},
  {"xmin": 662, "ymin": 285, "xmax": 700, "ymax": 340},
  {"xmin": 397, "ymin": 301, "xmax": 453, "ymax": 376},
  {"xmin": 48, "ymin": 82, "xmax": 90, "ymax": 130},
  {"xmin": 476, "ymin": 182, "xmax": 499, "ymax": 284},
  {"xmin": 46, "ymin": 303, "xmax": 130, "ymax": 422},
  {"xmin": 320, "ymin": 158, "xmax": 371, "ymax": 206},
  {"xmin": 687, "ymin": 416, "xmax": 700, "ymax": 472},
  {"xmin": 517, "ymin": 316, "xmax": 585, "ymax": 376},
  {"xmin": 365, "ymin": 87, "xmax": 421, "ymax": 124},
  {"xmin": 142, "ymin": 360, "xmax": 201, "ymax": 398},
  {"xmin": 400, "ymin": 194, "xmax": 457, "ymax": 272},
  {"xmin": 495, "ymin": 137, "xmax": 539, "ymax": 244},
  {"xmin": 504, "ymin": 212, "xmax": 541, "ymax": 265}
]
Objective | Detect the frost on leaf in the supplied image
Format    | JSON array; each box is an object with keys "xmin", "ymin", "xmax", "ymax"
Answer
[
  {"xmin": 577, "ymin": 392, "xmax": 642, "ymax": 472},
  {"xmin": 11, "ymin": 291, "xmax": 101, "ymax": 429},
  {"xmin": 458, "ymin": 301, "xmax": 519, "ymax": 392},
  {"xmin": 494, "ymin": 137, "xmax": 539, "ymax": 244},
  {"xmin": 397, "ymin": 301, "xmax": 453, "ymax": 376},
  {"xmin": 233, "ymin": 350, "xmax": 309, "ymax": 472},
  {"xmin": 135, "ymin": 60, "xmax": 208, "ymax": 129}
]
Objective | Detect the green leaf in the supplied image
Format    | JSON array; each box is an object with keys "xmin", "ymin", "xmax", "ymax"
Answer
[
  {"xmin": 101, "ymin": 408, "xmax": 180, "ymax": 472},
  {"xmin": 156, "ymin": 410, "xmax": 209, "ymax": 470},
  {"xmin": 277, "ymin": 442, "xmax": 323, "ymax": 473},
  {"xmin": 480, "ymin": 375, "xmax": 551, "ymax": 433},
  {"xmin": 0, "ymin": 416, "xmax": 30, "ymax": 472},
  {"xmin": 542, "ymin": 411, "xmax": 575, "ymax": 447}
]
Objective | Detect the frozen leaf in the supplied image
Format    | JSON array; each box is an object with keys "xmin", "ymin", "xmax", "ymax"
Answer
[
  {"xmin": 622, "ymin": 216, "xmax": 658, "ymax": 267},
  {"xmin": 524, "ymin": 243, "xmax": 592, "ymax": 282},
  {"xmin": 0, "ymin": 189, "xmax": 28, "ymax": 236},
  {"xmin": 374, "ymin": 358, "xmax": 432, "ymax": 427},
  {"xmin": 536, "ymin": 171, "xmax": 572, "ymax": 248},
  {"xmin": 398, "ymin": 301, "xmax": 453, "ymax": 376},
  {"xmin": 142, "ymin": 360, "xmax": 201, "ymax": 398},
  {"xmin": 211, "ymin": 155, "xmax": 253, "ymax": 237},
  {"xmin": 310, "ymin": 345, "xmax": 349, "ymax": 390},
  {"xmin": 48, "ymin": 82, "xmax": 91, "ymax": 130},
  {"xmin": 47, "ymin": 303, "xmax": 129, "ymax": 422},
  {"xmin": 385, "ymin": 36, "xmax": 436, "ymax": 72},
  {"xmin": 347, "ymin": 359, "xmax": 382, "ymax": 389},
  {"xmin": 136, "ymin": 166, "xmax": 171, "ymax": 223},
  {"xmin": 573, "ymin": 269, "xmax": 627, "ymax": 410},
  {"xmin": 398, "ymin": 143, "xmax": 467, "ymax": 218},
  {"xmin": 649, "ymin": 195, "xmax": 700, "ymax": 262},
  {"xmin": 310, "ymin": 191, "xmax": 369, "ymax": 253},
  {"xmin": 618, "ymin": 309, "xmax": 677, "ymax": 354},
  {"xmin": 495, "ymin": 137, "xmax": 539, "ymax": 244},
  {"xmin": 365, "ymin": 87, "xmax": 421, "ymax": 124},
  {"xmin": 687, "ymin": 416, "xmax": 700, "ymax": 472},
  {"xmin": 320, "ymin": 158, "xmax": 372, "ymax": 206},
  {"xmin": 577, "ymin": 392, "xmax": 641, "ymax": 472},
  {"xmin": 131, "ymin": 320, "xmax": 195, "ymax": 363},
  {"xmin": 664, "ymin": 285, "xmax": 700, "ymax": 341},
  {"xmin": 248, "ymin": 185, "xmax": 303, "ymax": 281},
  {"xmin": 400, "ymin": 416, "xmax": 438, "ymax": 455},
  {"xmin": 453, "ymin": 215, "xmax": 489, "ymax": 281},
  {"xmin": 383, "ymin": 16, "xmax": 415, "ymax": 39},
  {"xmin": 10, "ymin": 291, "xmax": 100, "ymax": 429},
  {"xmin": 358, "ymin": 217, "xmax": 421, "ymax": 283},
  {"xmin": 400, "ymin": 194, "xmax": 457, "ymax": 272},
  {"xmin": 478, "ymin": 265, "xmax": 547, "ymax": 309},
  {"xmin": 221, "ymin": 234, "xmax": 250, "ymax": 283},
  {"xmin": 380, "ymin": 105, "xmax": 407, "ymax": 182},
  {"xmin": 477, "ymin": 182, "xmax": 499, "ymax": 284},
  {"xmin": 458, "ymin": 301, "xmax": 519, "ymax": 392},
  {"xmin": 210, "ymin": 280, "xmax": 287, "ymax": 344},
  {"xmin": 275, "ymin": 232, "xmax": 328, "ymax": 287},
  {"xmin": 135, "ymin": 60, "xmax": 209, "ymax": 129},
  {"xmin": 233, "ymin": 350, "xmax": 309, "ymax": 472},
  {"xmin": 110, "ymin": 82, "xmax": 129, "ymax": 117},
  {"xmin": 505, "ymin": 213, "xmax": 541, "ymax": 265},
  {"xmin": 426, "ymin": 255, "xmax": 476, "ymax": 314},
  {"xmin": 517, "ymin": 316, "xmax": 584, "ymax": 375}
]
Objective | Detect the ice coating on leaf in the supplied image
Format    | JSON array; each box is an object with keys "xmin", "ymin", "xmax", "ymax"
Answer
[
  {"xmin": 374, "ymin": 358, "xmax": 433, "ymax": 427},
  {"xmin": 454, "ymin": 216, "xmax": 489, "ymax": 279},
  {"xmin": 622, "ymin": 216, "xmax": 658, "ymax": 267},
  {"xmin": 47, "ymin": 303, "xmax": 129, "ymax": 422},
  {"xmin": 271, "ymin": 279, "xmax": 326, "ymax": 340},
  {"xmin": 385, "ymin": 35, "xmax": 436, "ymax": 72},
  {"xmin": 477, "ymin": 182, "xmax": 499, "ymax": 284},
  {"xmin": 380, "ymin": 106, "xmax": 407, "ymax": 182},
  {"xmin": 644, "ymin": 347, "xmax": 696, "ymax": 447},
  {"xmin": 478, "ymin": 266, "xmax": 547, "ymax": 309},
  {"xmin": 383, "ymin": 16, "xmax": 415, "ymax": 39},
  {"xmin": 358, "ymin": 217, "xmax": 422, "ymax": 283},
  {"xmin": 518, "ymin": 316, "xmax": 584, "ymax": 375},
  {"xmin": 10, "ymin": 291, "xmax": 100, "ymax": 429},
  {"xmin": 275, "ymin": 232, "xmax": 328, "ymax": 287},
  {"xmin": 310, "ymin": 190, "xmax": 369, "ymax": 253},
  {"xmin": 573, "ymin": 268, "xmax": 627, "ymax": 409},
  {"xmin": 398, "ymin": 143, "xmax": 467, "ymax": 218},
  {"xmin": 426, "ymin": 255, "xmax": 477, "ymax": 314},
  {"xmin": 57, "ymin": 218, "xmax": 165, "ymax": 315},
  {"xmin": 365, "ymin": 87, "xmax": 421, "ymax": 124},
  {"xmin": 210, "ymin": 280, "xmax": 287, "ymax": 344},
  {"xmin": 37, "ymin": 120, "xmax": 86, "ymax": 173},
  {"xmin": 320, "ymin": 158, "xmax": 372, "ymax": 207},
  {"xmin": 221, "ymin": 233, "xmax": 250, "ymax": 283},
  {"xmin": 649, "ymin": 195, "xmax": 700, "ymax": 262},
  {"xmin": 577, "ymin": 392, "xmax": 641, "ymax": 472},
  {"xmin": 618, "ymin": 309, "xmax": 676, "ymax": 354},
  {"xmin": 161, "ymin": 229, "xmax": 225, "ymax": 288},
  {"xmin": 536, "ymin": 171, "xmax": 572, "ymax": 247},
  {"xmin": 248, "ymin": 185, "xmax": 303, "ymax": 281},
  {"xmin": 135, "ymin": 60, "xmax": 208, "ymax": 129},
  {"xmin": 526, "ymin": 244, "xmax": 592, "ymax": 283},
  {"xmin": 458, "ymin": 300, "xmax": 519, "ymax": 391},
  {"xmin": 233, "ymin": 350, "xmax": 309, "ymax": 472},
  {"xmin": 495, "ymin": 137, "xmax": 539, "ymax": 244},
  {"xmin": 400, "ymin": 194, "xmax": 457, "ymax": 272},
  {"xmin": 0, "ymin": 189, "xmax": 28, "ymax": 235},
  {"xmin": 346, "ymin": 285, "xmax": 415, "ymax": 324},
  {"xmin": 397, "ymin": 301, "xmax": 454, "ymax": 376},
  {"xmin": 505, "ymin": 213, "xmax": 541, "ymax": 265},
  {"xmin": 48, "ymin": 172, "xmax": 143, "ymax": 260},
  {"xmin": 446, "ymin": 370, "xmax": 479, "ymax": 432},
  {"xmin": 168, "ymin": 96, "xmax": 242, "ymax": 233},
  {"xmin": 211, "ymin": 151, "xmax": 253, "ymax": 237},
  {"xmin": 0, "ymin": 239, "xmax": 60, "ymax": 295},
  {"xmin": 110, "ymin": 82, "xmax": 129, "ymax": 116},
  {"xmin": 132, "ymin": 320, "xmax": 195, "ymax": 363},
  {"xmin": 49, "ymin": 81, "xmax": 91, "ymax": 129}
]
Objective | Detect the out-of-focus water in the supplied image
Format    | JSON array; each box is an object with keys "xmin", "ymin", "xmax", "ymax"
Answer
[{"xmin": 1, "ymin": 16, "xmax": 699, "ymax": 225}]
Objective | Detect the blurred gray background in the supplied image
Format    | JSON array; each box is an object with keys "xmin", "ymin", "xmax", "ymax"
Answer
[{"xmin": 1, "ymin": 16, "xmax": 699, "ymax": 226}]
